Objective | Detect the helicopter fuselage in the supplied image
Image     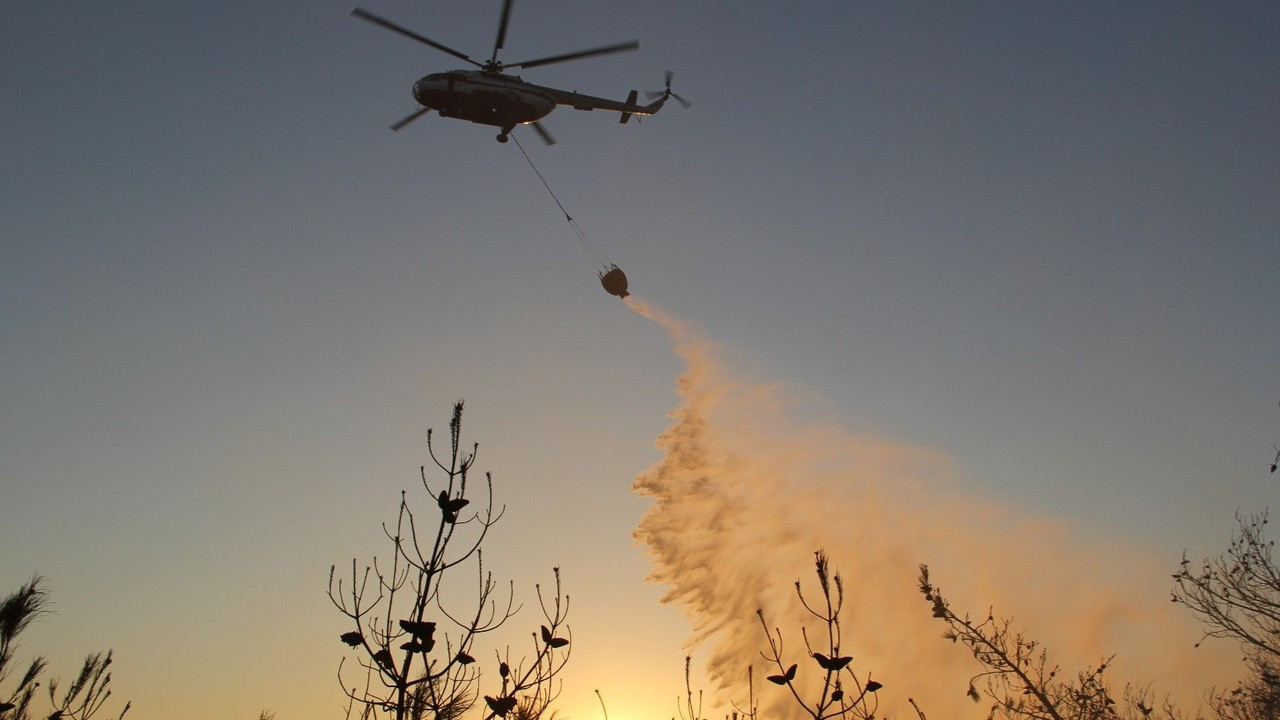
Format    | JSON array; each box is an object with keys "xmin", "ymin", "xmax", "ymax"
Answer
[
  {"xmin": 414, "ymin": 70, "xmax": 556, "ymax": 130},
  {"xmin": 411, "ymin": 69, "xmax": 663, "ymax": 141}
]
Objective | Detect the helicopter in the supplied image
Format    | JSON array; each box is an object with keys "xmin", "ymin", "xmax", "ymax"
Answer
[{"xmin": 351, "ymin": 0, "xmax": 689, "ymax": 145}]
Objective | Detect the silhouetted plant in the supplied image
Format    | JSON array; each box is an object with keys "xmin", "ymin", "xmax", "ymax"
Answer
[
  {"xmin": 729, "ymin": 665, "xmax": 759, "ymax": 720},
  {"xmin": 1174, "ymin": 511, "xmax": 1280, "ymax": 663},
  {"xmin": 507, "ymin": 695, "xmax": 563, "ymax": 720},
  {"xmin": 1174, "ymin": 510, "xmax": 1280, "ymax": 720},
  {"xmin": 1269, "ymin": 401, "xmax": 1278, "ymax": 476},
  {"xmin": 675, "ymin": 655, "xmax": 706, "ymax": 720},
  {"xmin": 755, "ymin": 551, "xmax": 885, "ymax": 720},
  {"xmin": 1202, "ymin": 660, "xmax": 1280, "ymax": 720},
  {"xmin": 0, "ymin": 576, "xmax": 130, "ymax": 720},
  {"xmin": 671, "ymin": 656, "xmax": 759, "ymax": 720},
  {"xmin": 329, "ymin": 402, "xmax": 571, "ymax": 720},
  {"xmin": 919, "ymin": 565, "xmax": 1177, "ymax": 720}
]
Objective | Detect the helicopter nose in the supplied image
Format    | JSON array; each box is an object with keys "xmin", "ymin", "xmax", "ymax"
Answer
[
  {"xmin": 413, "ymin": 75, "xmax": 447, "ymax": 106},
  {"xmin": 412, "ymin": 79, "xmax": 434, "ymax": 106}
]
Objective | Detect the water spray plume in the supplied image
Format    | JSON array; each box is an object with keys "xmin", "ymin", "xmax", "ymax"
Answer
[{"xmin": 626, "ymin": 297, "xmax": 1236, "ymax": 719}]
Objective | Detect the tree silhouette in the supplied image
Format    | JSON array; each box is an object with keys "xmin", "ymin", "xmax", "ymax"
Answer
[
  {"xmin": 0, "ymin": 576, "xmax": 130, "ymax": 720},
  {"xmin": 753, "ymin": 551, "xmax": 886, "ymax": 720},
  {"xmin": 916, "ymin": 416, "xmax": 1280, "ymax": 720},
  {"xmin": 1269, "ymin": 401, "xmax": 1278, "ymax": 476},
  {"xmin": 328, "ymin": 402, "xmax": 571, "ymax": 720},
  {"xmin": 918, "ymin": 565, "xmax": 1174, "ymax": 720},
  {"xmin": 1174, "ymin": 510, "xmax": 1280, "ymax": 720}
]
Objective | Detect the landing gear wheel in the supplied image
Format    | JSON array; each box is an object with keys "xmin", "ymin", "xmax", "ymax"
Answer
[{"xmin": 496, "ymin": 133, "xmax": 509, "ymax": 143}]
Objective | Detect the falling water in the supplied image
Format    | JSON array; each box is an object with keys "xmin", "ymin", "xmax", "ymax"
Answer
[{"xmin": 625, "ymin": 296, "xmax": 1236, "ymax": 720}]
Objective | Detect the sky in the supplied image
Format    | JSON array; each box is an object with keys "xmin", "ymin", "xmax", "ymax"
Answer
[{"xmin": 2, "ymin": 1, "xmax": 1278, "ymax": 719}]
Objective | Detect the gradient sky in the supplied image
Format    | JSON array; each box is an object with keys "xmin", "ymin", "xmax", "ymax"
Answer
[{"xmin": 2, "ymin": 2, "xmax": 1278, "ymax": 719}]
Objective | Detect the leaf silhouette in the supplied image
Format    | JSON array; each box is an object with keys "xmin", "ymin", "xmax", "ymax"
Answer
[
  {"xmin": 499, "ymin": 662, "xmax": 510, "ymax": 678},
  {"xmin": 832, "ymin": 689, "xmax": 844, "ymax": 702},
  {"xmin": 767, "ymin": 664, "xmax": 797, "ymax": 685},
  {"xmin": 399, "ymin": 619, "xmax": 437, "ymax": 641},
  {"xmin": 437, "ymin": 491, "xmax": 470, "ymax": 522},
  {"xmin": 813, "ymin": 652, "xmax": 853, "ymax": 671},
  {"xmin": 865, "ymin": 680, "xmax": 883, "ymax": 692},
  {"xmin": 401, "ymin": 638, "xmax": 434, "ymax": 653},
  {"xmin": 485, "ymin": 695, "xmax": 518, "ymax": 717},
  {"xmin": 931, "ymin": 597, "xmax": 948, "ymax": 618},
  {"xmin": 339, "ymin": 631, "xmax": 364, "ymax": 647},
  {"xmin": 455, "ymin": 651, "xmax": 475, "ymax": 665},
  {"xmin": 540, "ymin": 624, "xmax": 569, "ymax": 647},
  {"xmin": 373, "ymin": 649, "xmax": 395, "ymax": 672}
]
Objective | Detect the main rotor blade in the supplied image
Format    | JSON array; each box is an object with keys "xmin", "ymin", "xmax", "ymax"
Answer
[
  {"xmin": 351, "ymin": 8, "xmax": 482, "ymax": 68},
  {"xmin": 390, "ymin": 106, "xmax": 431, "ymax": 132},
  {"xmin": 508, "ymin": 39, "xmax": 638, "ymax": 70},
  {"xmin": 531, "ymin": 121, "xmax": 556, "ymax": 146},
  {"xmin": 492, "ymin": 0, "xmax": 515, "ymax": 62}
]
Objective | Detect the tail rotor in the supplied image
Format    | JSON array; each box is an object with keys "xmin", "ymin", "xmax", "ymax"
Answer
[{"xmin": 646, "ymin": 70, "xmax": 691, "ymax": 109}]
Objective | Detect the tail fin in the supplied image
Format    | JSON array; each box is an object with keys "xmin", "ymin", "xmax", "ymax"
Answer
[{"xmin": 619, "ymin": 90, "xmax": 639, "ymax": 124}]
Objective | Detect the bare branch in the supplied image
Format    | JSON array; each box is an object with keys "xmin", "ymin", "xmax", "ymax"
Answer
[{"xmin": 331, "ymin": 402, "xmax": 570, "ymax": 720}]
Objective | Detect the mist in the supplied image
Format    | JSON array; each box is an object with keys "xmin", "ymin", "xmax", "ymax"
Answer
[{"xmin": 626, "ymin": 297, "xmax": 1237, "ymax": 719}]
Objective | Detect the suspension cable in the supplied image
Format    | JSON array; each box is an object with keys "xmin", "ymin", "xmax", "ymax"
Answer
[{"xmin": 512, "ymin": 134, "xmax": 609, "ymax": 270}]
